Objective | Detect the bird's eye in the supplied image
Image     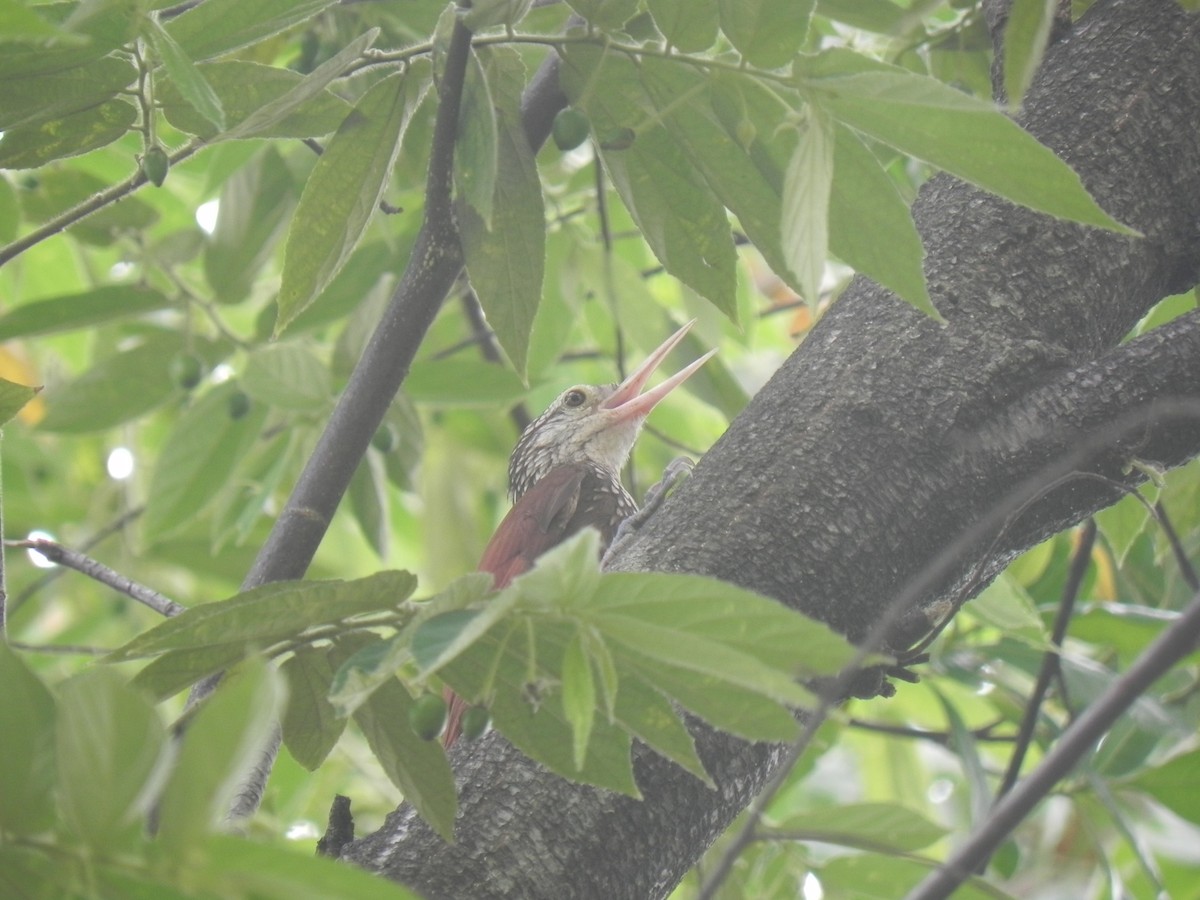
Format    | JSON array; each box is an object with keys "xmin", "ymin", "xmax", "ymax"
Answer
[{"xmin": 563, "ymin": 388, "xmax": 587, "ymax": 408}]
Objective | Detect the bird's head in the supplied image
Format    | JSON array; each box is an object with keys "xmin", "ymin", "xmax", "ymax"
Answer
[{"xmin": 509, "ymin": 321, "xmax": 715, "ymax": 500}]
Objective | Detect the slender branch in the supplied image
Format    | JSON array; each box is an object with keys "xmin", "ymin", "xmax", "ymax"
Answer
[
  {"xmin": 459, "ymin": 288, "xmax": 532, "ymax": 432},
  {"xmin": 848, "ymin": 716, "xmax": 1016, "ymax": 745},
  {"xmin": 906, "ymin": 584, "xmax": 1200, "ymax": 900},
  {"xmin": 1155, "ymin": 500, "xmax": 1199, "ymax": 591},
  {"xmin": 10, "ymin": 641, "xmax": 109, "ymax": 656},
  {"xmin": 992, "ymin": 519, "xmax": 1095, "ymax": 819},
  {"xmin": 6, "ymin": 538, "xmax": 184, "ymax": 618},
  {"xmin": 0, "ymin": 141, "xmax": 204, "ymax": 267}
]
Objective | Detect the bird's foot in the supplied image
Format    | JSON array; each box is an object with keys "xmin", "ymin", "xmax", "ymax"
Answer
[{"xmin": 602, "ymin": 457, "xmax": 694, "ymax": 567}]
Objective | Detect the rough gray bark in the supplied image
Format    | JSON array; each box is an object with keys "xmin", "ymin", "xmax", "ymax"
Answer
[{"xmin": 339, "ymin": 1, "xmax": 1200, "ymax": 896}]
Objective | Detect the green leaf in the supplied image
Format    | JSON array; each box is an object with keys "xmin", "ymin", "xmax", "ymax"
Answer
[
  {"xmin": 156, "ymin": 657, "xmax": 284, "ymax": 855},
  {"xmin": 0, "ymin": 378, "xmax": 40, "ymax": 427},
  {"xmin": 145, "ymin": 15, "xmax": 226, "ymax": 131},
  {"xmin": 647, "ymin": 0, "xmax": 718, "ymax": 52},
  {"xmin": 277, "ymin": 68, "xmax": 426, "ymax": 332},
  {"xmin": 1129, "ymin": 749, "xmax": 1200, "ymax": 824},
  {"xmin": 561, "ymin": 631, "xmax": 596, "ymax": 770},
  {"xmin": 20, "ymin": 166, "xmax": 158, "ymax": 247},
  {"xmin": 0, "ymin": 284, "xmax": 170, "ymax": 340},
  {"xmin": 349, "ymin": 450, "xmax": 390, "ymax": 557},
  {"xmin": 633, "ymin": 59, "xmax": 798, "ymax": 297},
  {"xmin": 38, "ymin": 333, "xmax": 228, "ymax": 433},
  {"xmin": 328, "ymin": 634, "xmax": 407, "ymax": 717},
  {"xmin": 142, "ymin": 380, "xmax": 269, "ymax": 540},
  {"xmin": 829, "ymin": 124, "xmax": 935, "ymax": 318},
  {"xmin": 969, "ymin": 574, "xmax": 1048, "ymax": 641},
  {"xmin": 1003, "ymin": 0, "xmax": 1057, "ymax": 107},
  {"xmin": 132, "ymin": 643, "xmax": 252, "ymax": 701},
  {"xmin": 0, "ymin": 0, "xmax": 140, "ymax": 80},
  {"xmin": 770, "ymin": 802, "xmax": 948, "ymax": 852},
  {"xmin": 462, "ymin": 0, "xmax": 533, "ymax": 29},
  {"xmin": 353, "ymin": 678, "xmax": 457, "ymax": 842},
  {"xmin": 222, "ymin": 31, "xmax": 375, "ymax": 140},
  {"xmin": 454, "ymin": 49, "xmax": 499, "ymax": 227},
  {"xmin": 819, "ymin": 853, "xmax": 1016, "ymax": 900},
  {"xmin": 0, "ymin": 56, "xmax": 135, "ymax": 131},
  {"xmin": 404, "ymin": 357, "xmax": 528, "ymax": 407},
  {"xmin": 413, "ymin": 601, "xmax": 517, "ymax": 677},
  {"xmin": 781, "ymin": 106, "xmax": 833, "ymax": 308},
  {"xmin": 110, "ymin": 570, "xmax": 418, "ymax": 661},
  {"xmin": 56, "ymin": 668, "xmax": 167, "ymax": 851},
  {"xmin": 0, "ymin": 644, "xmax": 57, "ymax": 835},
  {"xmin": 242, "ymin": 343, "xmax": 332, "ymax": 411},
  {"xmin": 457, "ymin": 47, "xmax": 545, "ymax": 376},
  {"xmin": 560, "ymin": 48, "xmax": 738, "ymax": 320},
  {"xmin": 158, "ymin": 59, "xmax": 355, "ymax": 141},
  {"xmin": 806, "ymin": 62, "xmax": 1131, "ymax": 232},
  {"xmin": 203, "ymin": 147, "xmax": 299, "ymax": 303},
  {"xmin": 280, "ymin": 634, "xmax": 376, "ymax": 771},
  {"xmin": 166, "ymin": 0, "xmax": 342, "ymax": 63},
  {"xmin": 563, "ymin": 0, "xmax": 639, "ymax": 29},
  {"xmin": 0, "ymin": 98, "xmax": 136, "ymax": 169},
  {"xmin": 199, "ymin": 833, "xmax": 424, "ymax": 899},
  {"xmin": 718, "ymin": 0, "xmax": 813, "ymax": 68}
]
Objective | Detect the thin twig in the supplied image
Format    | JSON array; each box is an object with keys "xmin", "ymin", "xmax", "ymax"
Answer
[
  {"xmin": 9, "ymin": 506, "xmax": 143, "ymax": 615},
  {"xmin": 992, "ymin": 520, "xmax": 1096, "ymax": 821},
  {"xmin": 1155, "ymin": 500, "xmax": 1199, "ymax": 591},
  {"xmin": 7, "ymin": 539, "xmax": 184, "ymax": 618},
  {"xmin": 0, "ymin": 141, "xmax": 205, "ymax": 267},
  {"xmin": 848, "ymin": 716, "xmax": 1015, "ymax": 745},
  {"xmin": 10, "ymin": 641, "xmax": 109, "ymax": 656},
  {"xmin": 459, "ymin": 288, "xmax": 532, "ymax": 432},
  {"xmin": 907, "ymin": 584, "xmax": 1200, "ymax": 899}
]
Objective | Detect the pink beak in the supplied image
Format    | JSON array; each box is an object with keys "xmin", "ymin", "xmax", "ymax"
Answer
[{"xmin": 601, "ymin": 320, "xmax": 716, "ymax": 422}]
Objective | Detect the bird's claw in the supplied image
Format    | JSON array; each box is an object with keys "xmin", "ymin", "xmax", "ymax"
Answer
[{"xmin": 602, "ymin": 456, "xmax": 694, "ymax": 567}]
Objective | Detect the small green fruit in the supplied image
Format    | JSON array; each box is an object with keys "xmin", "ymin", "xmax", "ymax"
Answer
[
  {"xmin": 372, "ymin": 423, "xmax": 398, "ymax": 454},
  {"xmin": 409, "ymin": 694, "xmax": 448, "ymax": 741},
  {"xmin": 168, "ymin": 352, "xmax": 205, "ymax": 390},
  {"xmin": 460, "ymin": 705, "xmax": 491, "ymax": 741},
  {"xmin": 143, "ymin": 145, "xmax": 169, "ymax": 187},
  {"xmin": 227, "ymin": 389, "xmax": 251, "ymax": 420},
  {"xmin": 552, "ymin": 108, "xmax": 590, "ymax": 151}
]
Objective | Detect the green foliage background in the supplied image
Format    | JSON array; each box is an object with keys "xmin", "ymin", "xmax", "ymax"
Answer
[{"xmin": 1, "ymin": 0, "xmax": 1198, "ymax": 898}]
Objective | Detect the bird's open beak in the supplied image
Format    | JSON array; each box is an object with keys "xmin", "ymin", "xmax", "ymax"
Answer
[{"xmin": 601, "ymin": 320, "xmax": 716, "ymax": 421}]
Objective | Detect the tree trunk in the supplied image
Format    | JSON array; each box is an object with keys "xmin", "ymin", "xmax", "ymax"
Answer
[{"xmin": 338, "ymin": 1, "xmax": 1200, "ymax": 896}]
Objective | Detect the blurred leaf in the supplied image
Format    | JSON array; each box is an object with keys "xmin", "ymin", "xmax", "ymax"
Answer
[
  {"xmin": 204, "ymin": 146, "xmax": 299, "ymax": 303},
  {"xmin": 561, "ymin": 48, "xmax": 738, "ymax": 320},
  {"xmin": 770, "ymin": 802, "xmax": 948, "ymax": 852},
  {"xmin": 462, "ymin": 0, "xmax": 533, "ymax": 29},
  {"xmin": 0, "ymin": 99, "xmax": 137, "ymax": 169},
  {"xmin": 156, "ymin": 657, "xmax": 284, "ymax": 855},
  {"xmin": 166, "ymin": 0, "xmax": 342, "ymax": 62},
  {"xmin": 0, "ymin": 377, "xmax": 40, "ymax": 427},
  {"xmin": 198, "ymin": 833, "xmax": 425, "ymax": 899},
  {"xmin": 457, "ymin": 47, "xmax": 544, "ymax": 376},
  {"xmin": 1003, "ymin": 0, "xmax": 1057, "ymax": 107},
  {"xmin": 0, "ymin": 644, "xmax": 56, "ymax": 835},
  {"xmin": 935, "ymin": 688, "xmax": 991, "ymax": 823},
  {"xmin": 454, "ymin": 48, "xmax": 499, "ymax": 228},
  {"xmin": 353, "ymin": 678, "xmax": 457, "ymax": 842},
  {"xmin": 159, "ymin": 59, "xmax": 355, "ymax": 141},
  {"xmin": 781, "ymin": 106, "xmax": 833, "ymax": 308},
  {"xmin": 0, "ymin": 284, "xmax": 170, "ymax": 340},
  {"xmin": 0, "ymin": 0, "xmax": 140, "ymax": 80},
  {"xmin": 142, "ymin": 379, "xmax": 269, "ymax": 539},
  {"xmin": 38, "ymin": 333, "xmax": 228, "ymax": 433},
  {"xmin": 561, "ymin": 630, "xmax": 596, "ymax": 770},
  {"xmin": 718, "ymin": 0, "xmax": 812, "ymax": 68},
  {"xmin": 969, "ymin": 574, "xmax": 1048, "ymax": 641},
  {"xmin": 280, "ymin": 634, "xmax": 376, "ymax": 771},
  {"xmin": 145, "ymin": 15, "xmax": 226, "ymax": 131},
  {"xmin": 563, "ymin": 0, "xmax": 638, "ymax": 29},
  {"xmin": 111, "ymin": 570, "xmax": 418, "ymax": 661},
  {"xmin": 648, "ymin": 0, "xmax": 718, "ymax": 52},
  {"xmin": 19, "ymin": 167, "xmax": 158, "ymax": 246},
  {"xmin": 56, "ymin": 668, "xmax": 167, "ymax": 851},
  {"xmin": 277, "ymin": 67, "xmax": 426, "ymax": 332},
  {"xmin": 348, "ymin": 449, "xmax": 390, "ymax": 557},
  {"xmin": 820, "ymin": 853, "xmax": 1015, "ymax": 899},
  {"xmin": 0, "ymin": 56, "xmax": 135, "ymax": 131},
  {"xmin": 405, "ymin": 358, "xmax": 528, "ymax": 406},
  {"xmin": 1094, "ymin": 487, "xmax": 1156, "ymax": 568},
  {"xmin": 241, "ymin": 342, "xmax": 331, "ymax": 411},
  {"xmin": 1128, "ymin": 749, "xmax": 1200, "ymax": 824}
]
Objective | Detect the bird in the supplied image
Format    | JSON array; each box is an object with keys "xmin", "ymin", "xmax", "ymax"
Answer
[{"xmin": 442, "ymin": 320, "xmax": 715, "ymax": 747}]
